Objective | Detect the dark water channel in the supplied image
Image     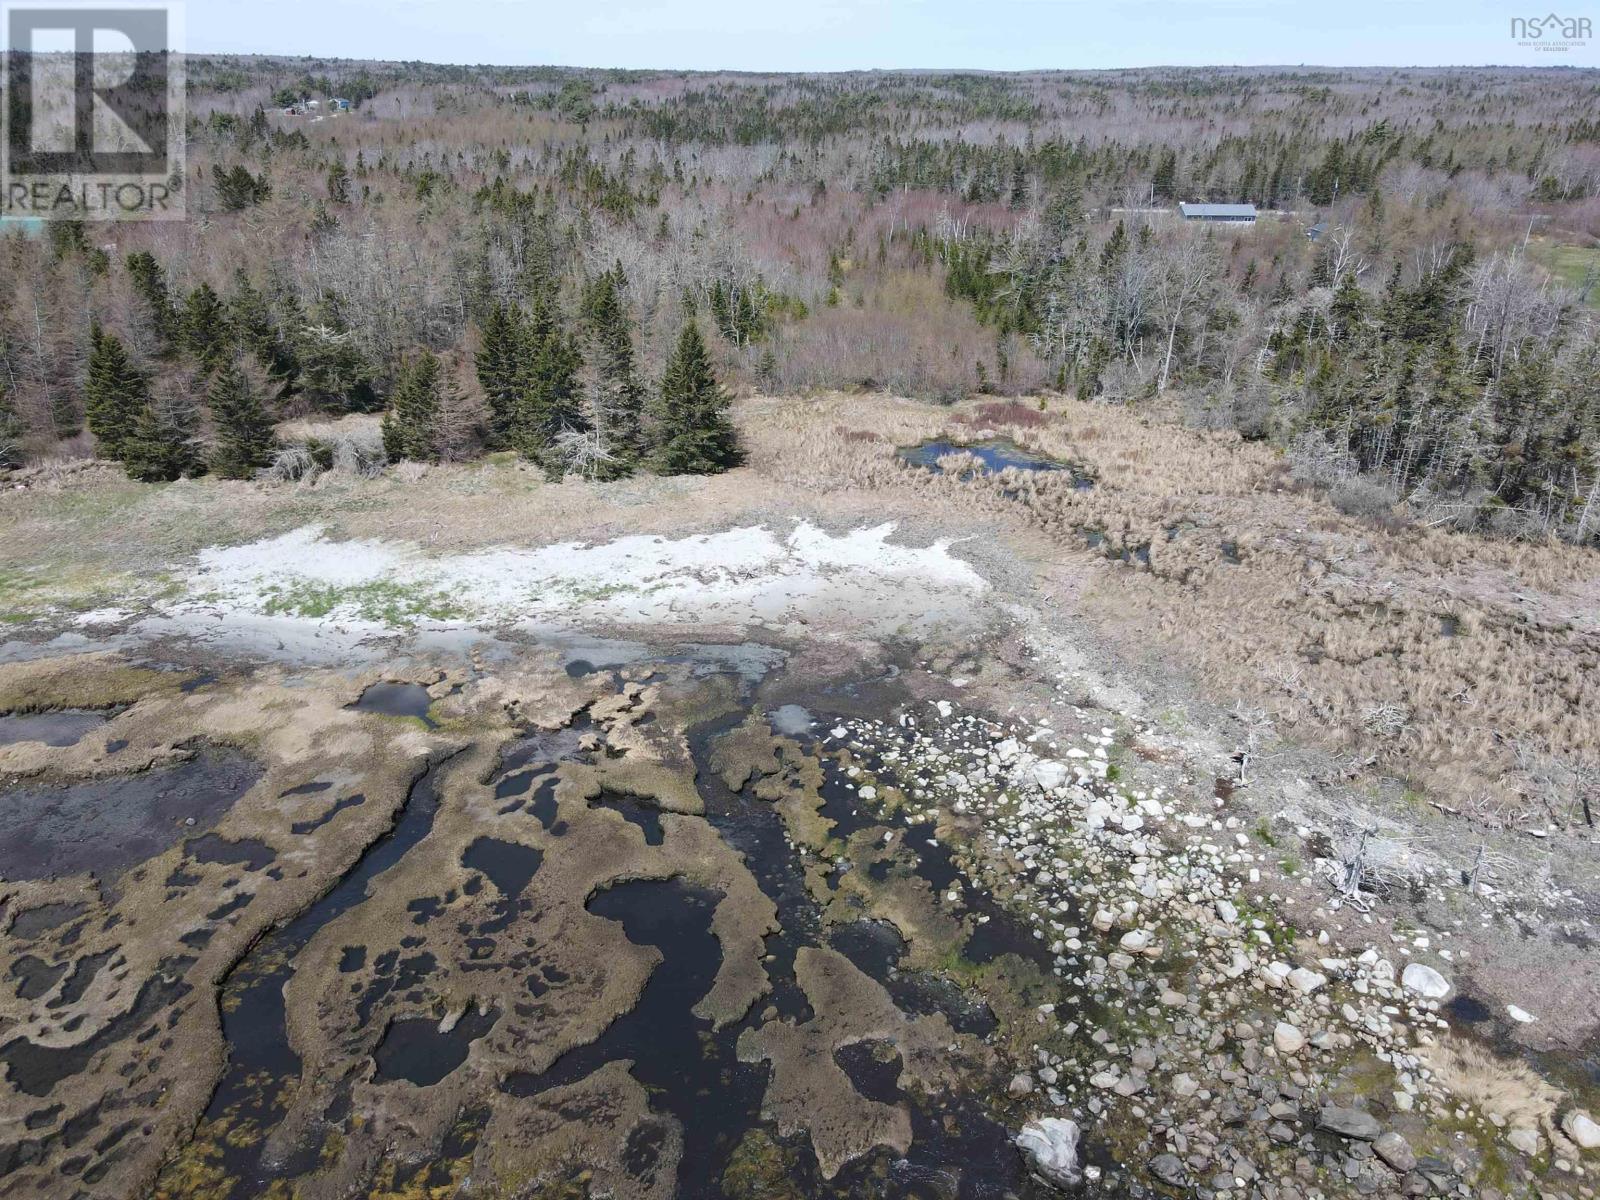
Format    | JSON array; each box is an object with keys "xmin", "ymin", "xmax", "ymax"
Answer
[
  {"xmin": 502, "ymin": 876, "xmax": 768, "ymax": 1198},
  {"xmin": 188, "ymin": 755, "xmax": 457, "ymax": 1195},
  {"xmin": 688, "ymin": 706, "xmax": 1035, "ymax": 1199},
  {"xmin": 180, "ymin": 658, "xmax": 1057, "ymax": 1199},
  {"xmin": 0, "ymin": 708, "xmax": 111, "ymax": 748}
]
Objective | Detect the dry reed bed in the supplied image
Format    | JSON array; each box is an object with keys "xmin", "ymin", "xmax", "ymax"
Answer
[{"xmin": 746, "ymin": 392, "xmax": 1600, "ymax": 820}]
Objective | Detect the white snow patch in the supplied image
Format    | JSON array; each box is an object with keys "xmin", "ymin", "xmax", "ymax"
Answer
[{"xmin": 150, "ymin": 522, "xmax": 989, "ymax": 659}]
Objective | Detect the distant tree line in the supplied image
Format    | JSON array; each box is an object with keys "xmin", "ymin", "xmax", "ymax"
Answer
[{"xmin": 2, "ymin": 63, "xmax": 1595, "ymax": 541}]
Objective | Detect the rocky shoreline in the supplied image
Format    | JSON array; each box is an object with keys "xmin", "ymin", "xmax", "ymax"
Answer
[{"xmin": 822, "ymin": 698, "xmax": 1600, "ymax": 1199}]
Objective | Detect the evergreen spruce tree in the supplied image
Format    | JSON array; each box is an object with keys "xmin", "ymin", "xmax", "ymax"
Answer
[
  {"xmin": 1307, "ymin": 141, "xmax": 1347, "ymax": 206},
  {"xmin": 1007, "ymin": 151, "xmax": 1028, "ymax": 210},
  {"xmin": 228, "ymin": 271, "xmax": 272, "ymax": 347},
  {"xmin": 327, "ymin": 161, "xmax": 351, "ymax": 204},
  {"xmin": 509, "ymin": 291, "xmax": 586, "ymax": 469},
  {"xmin": 293, "ymin": 303, "xmax": 378, "ymax": 412},
  {"xmin": 121, "ymin": 393, "xmax": 202, "ymax": 482},
  {"xmin": 707, "ymin": 280, "xmax": 732, "ymax": 339},
  {"xmin": 84, "ymin": 325, "xmax": 149, "ymax": 461},
  {"xmin": 583, "ymin": 268, "xmax": 647, "ymax": 478},
  {"xmin": 381, "ymin": 351, "xmax": 442, "ymax": 462},
  {"xmin": 1307, "ymin": 251, "xmax": 1332, "ymax": 290},
  {"xmin": 208, "ymin": 362, "xmax": 275, "ymax": 479},
  {"xmin": 1099, "ymin": 220, "xmax": 1127, "ymax": 275},
  {"xmin": 48, "ymin": 220, "xmax": 89, "ymax": 262},
  {"xmin": 230, "ymin": 271, "xmax": 299, "ymax": 391},
  {"xmin": 1330, "ymin": 274, "xmax": 1367, "ymax": 340},
  {"xmin": 1151, "ymin": 150, "xmax": 1178, "ymax": 201},
  {"xmin": 733, "ymin": 287, "xmax": 761, "ymax": 345},
  {"xmin": 649, "ymin": 322, "xmax": 741, "ymax": 476},
  {"xmin": 125, "ymin": 251, "xmax": 179, "ymax": 355},
  {"xmin": 1043, "ymin": 179, "xmax": 1084, "ymax": 247},
  {"xmin": 212, "ymin": 164, "xmax": 271, "ymax": 211},
  {"xmin": 1269, "ymin": 152, "xmax": 1292, "ymax": 206},
  {"xmin": 474, "ymin": 301, "xmax": 527, "ymax": 449},
  {"xmin": 182, "ymin": 282, "xmax": 233, "ymax": 372}
]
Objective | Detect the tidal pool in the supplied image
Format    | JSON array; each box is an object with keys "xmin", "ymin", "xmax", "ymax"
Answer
[
  {"xmin": 0, "ymin": 748, "xmax": 262, "ymax": 879},
  {"xmin": 347, "ymin": 681, "xmax": 438, "ymax": 727},
  {"xmin": 0, "ymin": 708, "xmax": 111, "ymax": 748}
]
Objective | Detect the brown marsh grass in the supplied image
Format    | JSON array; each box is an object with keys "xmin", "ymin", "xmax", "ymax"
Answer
[{"xmin": 745, "ymin": 392, "xmax": 1600, "ymax": 822}]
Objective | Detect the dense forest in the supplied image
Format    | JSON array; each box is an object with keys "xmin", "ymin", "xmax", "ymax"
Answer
[{"xmin": 2, "ymin": 62, "xmax": 1597, "ymax": 540}]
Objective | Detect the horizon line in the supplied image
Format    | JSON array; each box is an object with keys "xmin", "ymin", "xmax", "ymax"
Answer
[{"xmin": 175, "ymin": 54, "xmax": 1600, "ymax": 74}]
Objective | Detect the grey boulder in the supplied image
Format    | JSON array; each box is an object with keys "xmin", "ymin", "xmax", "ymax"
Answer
[
  {"xmin": 1150, "ymin": 1153, "xmax": 1187, "ymax": 1186},
  {"xmin": 1317, "ymin": 1105, "xmax": 1382, "ymax": 1140},
  {"xmin": 1374, "ymin": 1130, "xmax": 1417, "ymax": 1172}
]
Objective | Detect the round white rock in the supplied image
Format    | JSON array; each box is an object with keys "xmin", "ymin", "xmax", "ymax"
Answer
[
  {"xmin": 1400, "ymin": 962, "xmax": 1451, "ymax": 1000},
  {"xmin": 1016, "ymin": 1117, "xmax": 1082, "ymax": 1187}
]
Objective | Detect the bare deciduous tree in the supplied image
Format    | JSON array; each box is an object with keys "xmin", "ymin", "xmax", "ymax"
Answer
[
  {"xmin": 552, "ymin": 426, "xmax": 616, "ymax": 481},
  {"xmin": 1152, "ymin": 236, "xmax": 1220, "ymax": 392},
  {"xmin": 1324, "ymin": 224, "xmax": 1368, "ymax": 288}
]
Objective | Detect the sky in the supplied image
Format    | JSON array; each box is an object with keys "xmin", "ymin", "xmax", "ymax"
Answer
[{"xmin": 186, "ymin": 0, "xmax": 1600, "ymax": 70}]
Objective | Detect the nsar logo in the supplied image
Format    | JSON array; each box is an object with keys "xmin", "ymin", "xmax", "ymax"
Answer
[{"xmin": 1510, "ymin": 11, "xmax": 1592, "ymax": 50}]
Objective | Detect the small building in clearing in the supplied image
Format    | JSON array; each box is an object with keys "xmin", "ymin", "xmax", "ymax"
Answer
[{"xmin": 1178, "ymin": 202, "xmax": 1257, "ymax": 224}]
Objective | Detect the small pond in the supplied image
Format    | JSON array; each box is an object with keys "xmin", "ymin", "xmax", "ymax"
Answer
[
  {"xmin": 347, "ymin": 682, "xmax": 438, "ymax": 728},
  {"xmin": 897, "ymin": 439, "xmax": 1093, "ymax": 488}
]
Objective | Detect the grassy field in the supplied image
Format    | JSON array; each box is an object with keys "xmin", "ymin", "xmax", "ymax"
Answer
[{"xmin": 1533, "ymin": 237, "xmax": 1600, "ymax": 306}]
